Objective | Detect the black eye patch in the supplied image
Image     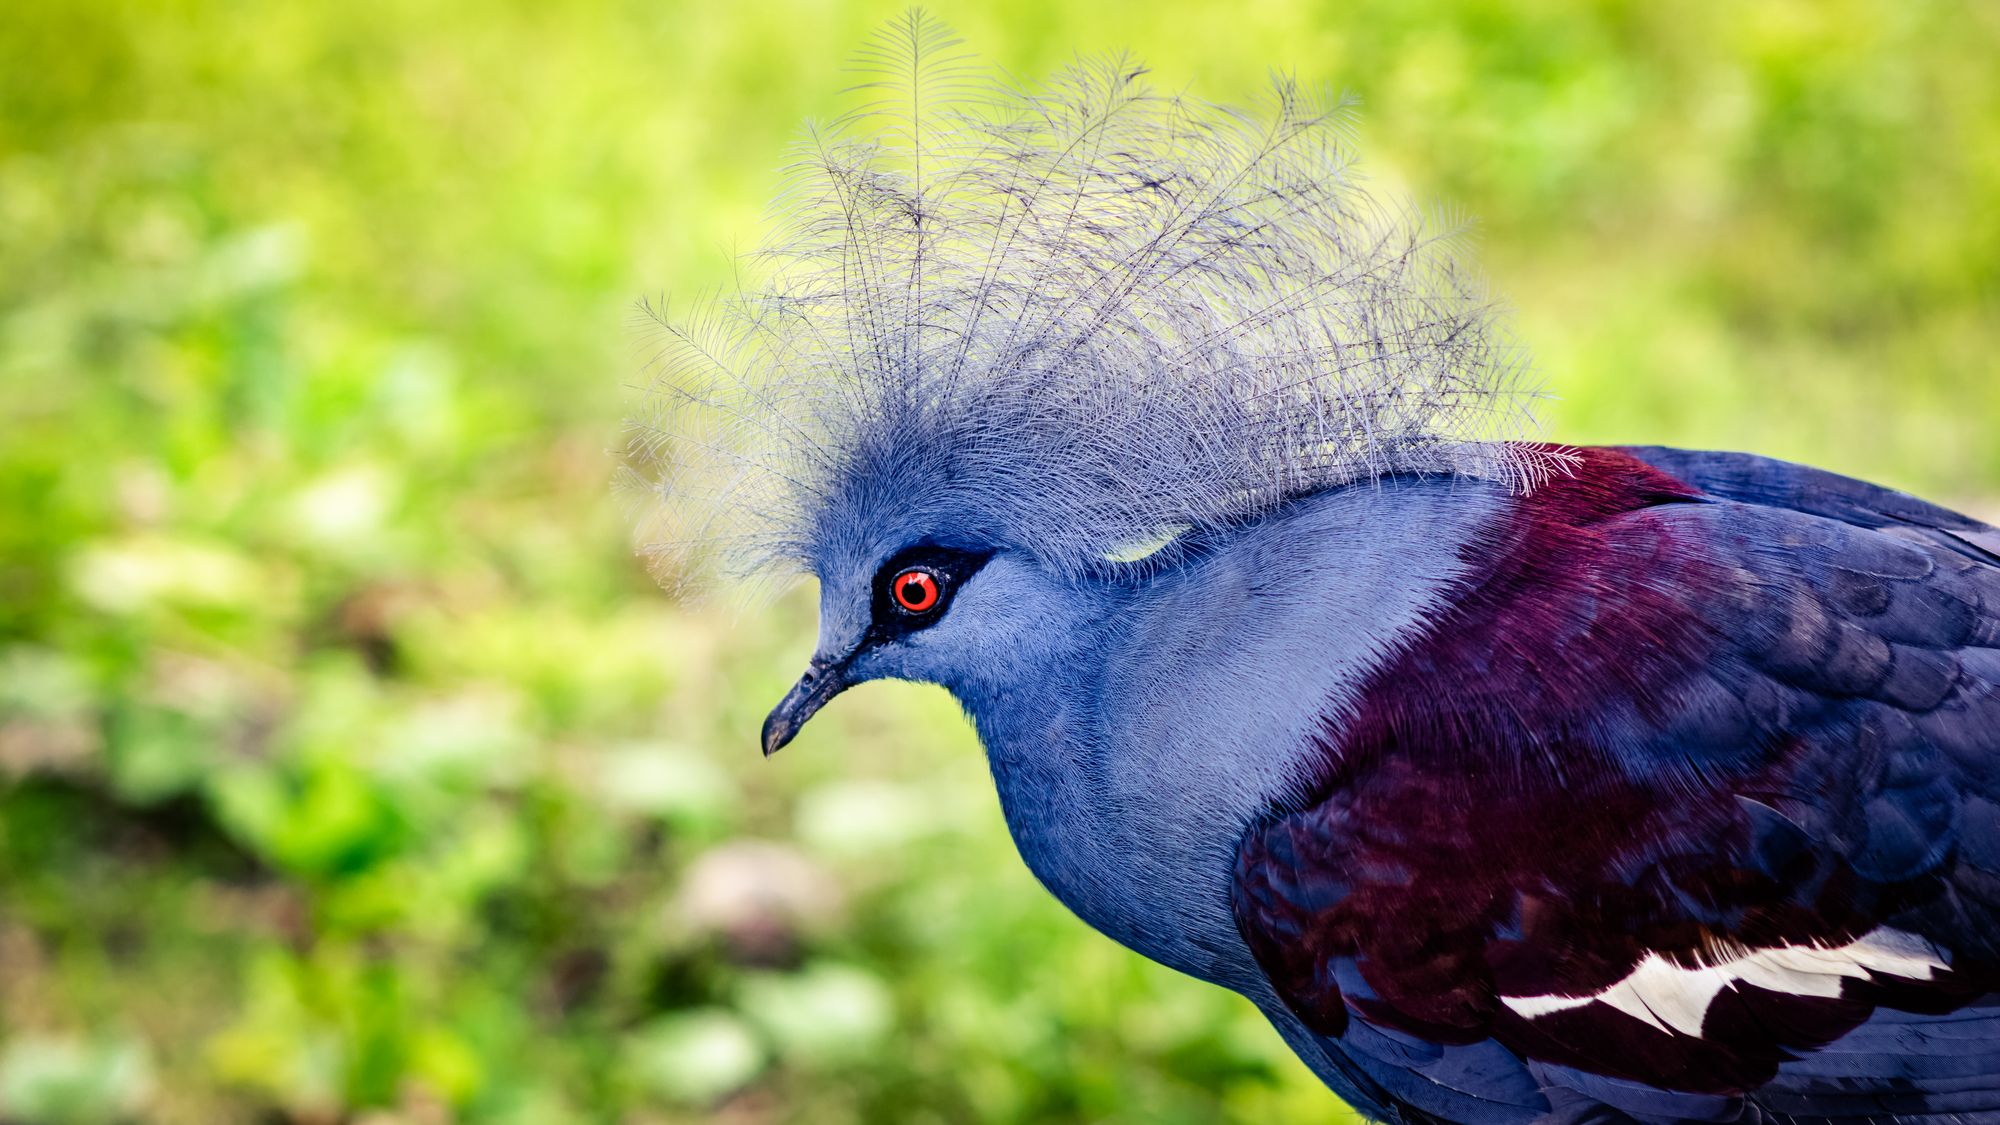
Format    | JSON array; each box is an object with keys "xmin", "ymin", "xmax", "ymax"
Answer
[{"xmin": 865, "ymin": 544, "xmax": 993, "ymax": 641}]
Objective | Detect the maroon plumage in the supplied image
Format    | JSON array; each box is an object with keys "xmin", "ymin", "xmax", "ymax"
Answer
[{"xmin": 1233, "ymin": 447, "xmax": 2000, "ymax": 1117}]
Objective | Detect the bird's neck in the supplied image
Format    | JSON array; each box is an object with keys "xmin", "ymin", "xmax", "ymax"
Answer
[
  {"xmin": 945, "ymin": 478, "xmax": 1510, "ymax": 983},
  {"xmin": 960, "ymin": 661, "xmax": 1150, "ymax": 953}
]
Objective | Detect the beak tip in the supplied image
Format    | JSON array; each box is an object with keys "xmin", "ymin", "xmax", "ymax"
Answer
[
  {"xmin": 759, "ymin": 716, "xmax": 790, "ymax": 758},
  {"xmin": 761, "ymin": 652, "xmax": 852, "ymax": 760}
]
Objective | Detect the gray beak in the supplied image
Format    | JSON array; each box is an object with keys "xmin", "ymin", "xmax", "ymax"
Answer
[{"xmin": 760, "ymin": 652, "xmax": 855, "ymax": 757}]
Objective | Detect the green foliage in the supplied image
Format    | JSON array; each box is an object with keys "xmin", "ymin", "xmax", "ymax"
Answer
[{"xmin": 0, "ymin": 0, "xmax": 1993, "ymax": 1121}]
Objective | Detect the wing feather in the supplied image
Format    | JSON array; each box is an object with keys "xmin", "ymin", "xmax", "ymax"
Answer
[{"xmin": 1233, "ymin": 446, "xmax": 2000, "ymax": 1121}]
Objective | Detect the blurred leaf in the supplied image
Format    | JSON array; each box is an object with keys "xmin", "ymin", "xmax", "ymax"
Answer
[
  {"xmin": 593, "ymin": 741, "xmax": 737, "ymax": 828},
  {"xmin": 0, "ymin": 1035, "xmax": 154, "ymax": 1125},
  {"xmin": 623, "ymin": 1009, "xmax": 766, "ymax": 1107},
  {"xmin": 67, "ymin": 535, "xmax": 262, "ymax": 617},
  {"xmin": 738, "ymin": 962, "xmax": 895, "ymax": 1066},
  {"xmin": 794, "ymin": 778, "xmax": 940, "ymax": 857}
]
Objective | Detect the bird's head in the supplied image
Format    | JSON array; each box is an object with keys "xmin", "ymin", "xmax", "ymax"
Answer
[
  {"xmin": 755, "ymin": 434, "xmax": 1144, "ymax": 755},
  {"xmin": 760, "ymin": 538, "xmax": 1055, "ymax": 756},
  {"xmin": 626, "ymin": 14, "xmax": 1552, "ymax": 757}
]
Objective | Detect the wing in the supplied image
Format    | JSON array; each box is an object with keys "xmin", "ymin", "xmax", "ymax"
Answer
[
  {"xmin": 1619, "ymin": 445, "xmax": 2000, "ymax": 567},
  {"xmin": 1233, "ymin": 447, "xmax": 2000, "ymax": 1122}
]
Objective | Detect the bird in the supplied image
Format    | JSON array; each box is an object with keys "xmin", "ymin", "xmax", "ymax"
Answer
[{"xmin": 628, "ymin": 14, "xmax": 2000, "ymax": 1124}]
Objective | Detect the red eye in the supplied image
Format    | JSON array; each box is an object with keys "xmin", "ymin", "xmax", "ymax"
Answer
[{"xmin": 892, "ymin": 568, "xmax": 941, "ymax": 613}]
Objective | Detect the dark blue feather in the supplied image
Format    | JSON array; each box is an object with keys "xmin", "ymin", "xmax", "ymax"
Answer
[{"xmin": 1234, "ymin": 447, "xmax": 2000, "ymax": 1122}]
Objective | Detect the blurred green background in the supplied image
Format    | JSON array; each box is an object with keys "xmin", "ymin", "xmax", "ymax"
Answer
[{"xmin": 1, "ymin": 0, "xmax": 1995, "ymax": 1122}]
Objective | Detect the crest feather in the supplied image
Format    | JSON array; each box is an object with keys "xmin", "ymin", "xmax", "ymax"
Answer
[{"xmin": 626, "ymin": 10, "xmax": 1553, "ymax": 590}]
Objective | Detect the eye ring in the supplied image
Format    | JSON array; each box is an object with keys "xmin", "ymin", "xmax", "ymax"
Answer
[{"xmin": 891, "ymin": 568, "xmax": 941, "ymax": 613}]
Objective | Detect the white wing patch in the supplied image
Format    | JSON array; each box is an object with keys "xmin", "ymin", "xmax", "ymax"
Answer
[{"xmin": 1501, "ymin": 928, "xmax": 1949, "ymax": 1038}]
